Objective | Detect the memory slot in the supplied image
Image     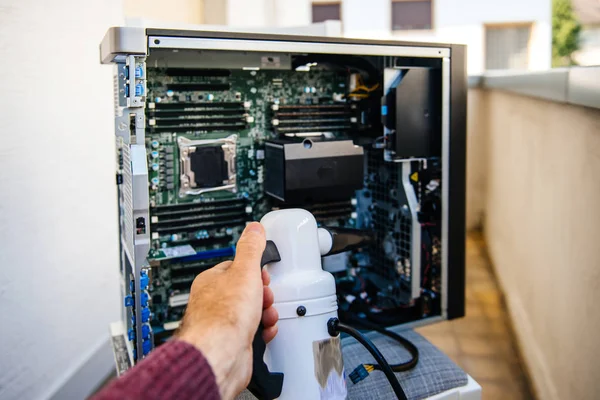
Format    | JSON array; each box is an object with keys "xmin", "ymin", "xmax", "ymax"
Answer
[
  {"xmin": 151, "ymin": 102, "xmax": 243, "ymax": 110},
  {"xmin": 152, "ymin": 211, "xmax": 247, "ymax": 229},
  {"xmin": 166, "ymin": 83, "xmax": 231, "ymax": 91},
  {"xmin": 276, "ymin": 118, "xmax": 349, "ymax": 125},
  {"xmin": 275, "ymin": 111, "xmax": 349, "ymax": 117},
  {"xmin": 275, "ymin": 125, "xmax": 352, "ymax": 133},
  {"xmin": 153, "ymin": 217, "xmax": 247, "ymax": 234},
  {"xmin": 276, "ymin": 105, "xmax": 348, "ymax": 110},
  {"xmin": 152, "ymin": 198, "xmax": 246, "ymax": 212},
  {"xmin": 148, "ymin": 123, "xmax": 247, "ymax": 133}
]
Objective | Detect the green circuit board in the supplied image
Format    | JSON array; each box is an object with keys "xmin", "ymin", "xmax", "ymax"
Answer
[{"xmin": 144, "ymin": 67, "xmax": 352, "ymax": 329}]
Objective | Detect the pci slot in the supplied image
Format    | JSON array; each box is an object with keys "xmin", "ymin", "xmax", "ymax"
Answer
[
  {"xmin": 149, "ymin": 109, "xmax": 244, "ymax": 117},
  {"xmin": 162, "ymin": 68, "xmax": 231, "ymax": 77},
  {"xmin": 151, "ymin": 102, "xmax": 243, "ymax": 110},
  {"xmin": 168, "ymin": 293, "xmax": 190, "ymax": 308},
  {"xmin": 165, "ymin": 83, "xmax": 231, "ymax": 91},
  {"xmin": 149, "ymin": 123, "xmax": 247, "ymax": 133},
  {"xmin": 153, "ymin": 216, "xmax": 246, "ymax": 234},
  {"xmin": 152, "ymin": 210, "xmax": 246, "ymax": 229},
  {"xmin": 153, "ymin": 203, "xmax": 243, "ymax": 218},
  {"xmin": 152, "ymin": 197, "xmax": 246, "ymax": 212}
]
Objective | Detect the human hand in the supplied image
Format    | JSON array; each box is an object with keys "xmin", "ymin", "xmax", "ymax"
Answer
[{"xmin": 177, "ymin": 222, "xmax": 279, "ymax": 400}]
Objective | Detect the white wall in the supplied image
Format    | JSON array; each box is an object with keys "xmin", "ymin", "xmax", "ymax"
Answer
[
  {"xmin": 215, "ymin": 0, "xmax": 552, "ymax": 74},
  {"xmin": 0, "ymin": 0, "xmax": 122, "ymax": 399}
]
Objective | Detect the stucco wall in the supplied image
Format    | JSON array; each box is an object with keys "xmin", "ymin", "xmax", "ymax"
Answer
[{"xmin": 482, "ymin": 90, "xmax": 600, "ymax": 400}]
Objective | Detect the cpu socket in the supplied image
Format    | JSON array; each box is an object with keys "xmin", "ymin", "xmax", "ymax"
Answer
[{"xmin": 177, "ymin": 135, "xmax": 237, "ymax": 196}]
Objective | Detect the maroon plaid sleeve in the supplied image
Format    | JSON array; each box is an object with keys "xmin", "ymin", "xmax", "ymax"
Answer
[{"xmin": 92, "ymin": 340, "xmax": 220, "ymax": 400}]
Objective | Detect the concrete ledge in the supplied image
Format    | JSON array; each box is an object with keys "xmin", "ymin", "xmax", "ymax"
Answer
[{"xmin": 468, "ymin": 67, "xmax": 600, "ymax": 110}]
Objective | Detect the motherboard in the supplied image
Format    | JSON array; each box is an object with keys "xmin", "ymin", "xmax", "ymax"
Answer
[{"xmin": 116, "ymin": 53, "xmax": 443, "ymax": 359}]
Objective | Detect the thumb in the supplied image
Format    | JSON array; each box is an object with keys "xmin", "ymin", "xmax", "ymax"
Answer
[{"xmin": 230, "ymin": 222, "xmax": 266, "ymax": 276}]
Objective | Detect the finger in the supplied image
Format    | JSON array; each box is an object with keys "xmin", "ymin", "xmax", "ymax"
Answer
[
  {"xmin": 261, "ymin": 268, "xmax": 271, "ymax": 286},
  {"xmin": 262, "ymin": 306, "xmax": 279, "ymax": 327},
  {"xmin": 230, "ymin": 222, "xmax": 266, "ymax": 275},
  {"xmin": 262, "ymin": 324, "xmax": 278, "ymax": 343},
  {"xmin": 263, "ymin": 286, "xmax": 274, "ymax": 309},
  {"xmin": 211, "ymin": 260, "xmax": 233, "ymax": 272}
]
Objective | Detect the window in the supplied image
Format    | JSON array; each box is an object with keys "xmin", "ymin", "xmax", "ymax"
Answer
[
  {"xmin": 391, "ymin": 0, "xmax": 432, "ymax": 30},
  {"xmin": 485, "ymin": 25, "xmax": 532, "ymax": 70},
  {"xmin": 312, "ymin": 2, "xmax": 341, "ymax": 23}
]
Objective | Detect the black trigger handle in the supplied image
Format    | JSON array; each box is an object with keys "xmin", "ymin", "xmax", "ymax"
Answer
[
  {"xmin": 260, "ymin": 240, "xmax": 281, "ymax": 267},
  {"xmin": 248, "ymin": 240, "xmax": 284, "ymax": 400}
]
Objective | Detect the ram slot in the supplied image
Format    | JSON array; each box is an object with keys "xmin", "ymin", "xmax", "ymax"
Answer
[{"xmin": 166, "ymin": 83, "xmax": 231, "ymax": 91}]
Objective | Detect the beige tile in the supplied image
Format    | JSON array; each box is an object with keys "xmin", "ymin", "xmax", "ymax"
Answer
[
  {"xmin": 479, "ymin": 380, "xmax": 530, "ymax": 400},
  {"xmin": 433, "ymin": 233, "xmax": 535, "ymax": 399},
  {"xmin": 483, "ymin": 303, "xmax": 507, "ymax": 320},
  {"xmin": 488, "ymin": 319, "xmax": 511, "ymax": 337},
  {"xmin": 458, "ymin": 357, "xmax": 516, "ymax": 381},
  {"xmin": 451, "ymin": 316, "xmax": 495, "ymax": 336},
  {"xmin": 465, "ymin": 301, "xmax": 486, "ymax": 318},
  {"xmin": 474, "ymin": 290, "xmax": 503, "ymax": 306},
  {"xmin": 457, "ymin": 337, "xmax": 519, "ymax": 361}
]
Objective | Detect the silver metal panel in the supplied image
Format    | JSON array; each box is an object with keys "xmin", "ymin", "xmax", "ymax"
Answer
[
  {"xmin": 283, "ymin": 140, "xmax": 364, "ymax": 160},
  {"xmin": 567, "ymin": 67, "xmax": 600, "ymax": 109},
  {"xmin": 100, "ymin": 27, "xmax": 147, "ymax": 64},
  {"xmin": 148, "ymin": 36, "xmax": 451, "ymax": 58},
  {"xmin": 483, "ymin": 69, "xmax": 569, "ymax": 103},
  {"xmin": 441, "ymin": 57, "xmax": 451, "ymax": 318},
  {"xmin": 146, "ymin": 49, "xmax": 292, "ymax": 70}
]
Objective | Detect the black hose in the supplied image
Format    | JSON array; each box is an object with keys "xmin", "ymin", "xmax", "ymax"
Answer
[{"xmin": 327, "ymin": 318, "xmax": 408, "ymax": 400}]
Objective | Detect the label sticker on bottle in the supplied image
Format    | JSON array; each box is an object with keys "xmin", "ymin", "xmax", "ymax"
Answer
[{"xmin": 313, "ymin": 336, "xmax": 347, "ymax": 400}]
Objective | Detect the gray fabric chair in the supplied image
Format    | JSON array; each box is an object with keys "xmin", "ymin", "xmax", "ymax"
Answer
[
  {"xmin": 238, "ymin": 328, "xmax": 468, "ymax": 400},
  {"xmin": 342, "ymin": 328, "xmax": 467, "ymax": 399}
]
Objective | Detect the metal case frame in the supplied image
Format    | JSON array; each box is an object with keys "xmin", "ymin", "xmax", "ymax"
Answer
[{"xmin": 100, "ymin": 27, "xmax": 466, "ymax": 366}]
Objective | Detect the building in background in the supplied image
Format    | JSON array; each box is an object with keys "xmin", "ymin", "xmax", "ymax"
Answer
[
  {"xmin": 198, "ymin": 0, "xmax": 552, "ymax": 74},
  {"xmin": 573, "ymin": 0, "xmax": 600, "ymax": 65}
]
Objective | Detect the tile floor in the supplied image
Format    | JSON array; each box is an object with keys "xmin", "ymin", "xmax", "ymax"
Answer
[{"xmin": 415, "ymin": 233, "xmax": 534, "ymax": 400}]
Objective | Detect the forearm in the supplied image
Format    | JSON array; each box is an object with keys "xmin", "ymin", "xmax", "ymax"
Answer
[{"xmin": 92, "ymin": 340, "xmax": 220, "ymax": 400}]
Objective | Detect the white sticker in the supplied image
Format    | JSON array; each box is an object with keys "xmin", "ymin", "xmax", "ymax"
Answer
[
  {"xmin": 313, "ymin": 336, "xmax": 347, "ymax": 400},
  {"xmin": 160, "ymin": 245, "xmax": 196, "ymax": 258}
]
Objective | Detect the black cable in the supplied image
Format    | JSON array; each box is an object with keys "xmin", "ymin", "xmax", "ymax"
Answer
[
  {"xmin": 347, "ymin": 315, "xmax": 419, "ymax": 372},
  {"xmin": 327, "ymin": 318, "xmax": 408, "ymax": 400}
]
